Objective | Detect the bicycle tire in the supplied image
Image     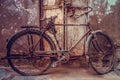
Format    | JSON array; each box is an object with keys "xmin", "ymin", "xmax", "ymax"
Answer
[
  {"xmin": 114, "ymin": 62, "xmax": 120, "ymax": 76},
  {"xmin": 113, "ymin": 49, "xmax": 120, "ymax": 76},
  {"xmin": 86, "ymin": 32, "xmax": 116, "ymax": 74},
  {"xmin": 7, "ymin": 29, "xmax": 56, "ymax": 76}
]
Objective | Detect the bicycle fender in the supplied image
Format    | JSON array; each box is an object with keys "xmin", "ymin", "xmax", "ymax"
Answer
[
  {"xmin": 86, "ymin": 30, "xmax": 103, "ymax": 52},
  {"xmin": 6, "ymin": 29, "xmax": 46, "ymax": 49}
]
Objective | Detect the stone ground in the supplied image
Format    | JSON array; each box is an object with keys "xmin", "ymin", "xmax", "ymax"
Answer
[
  {"xmin": 0, "ymin": 62, "xmax": 120, "ymax": 80},
  {"xmin": 0, "ymin": 50, "xmax": 120, "ymax": 80}
]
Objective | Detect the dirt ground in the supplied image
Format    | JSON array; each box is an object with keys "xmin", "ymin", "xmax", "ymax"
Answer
[{"xmin": 0, "ymin": 60, "xmax": 120, "ymax": 80}]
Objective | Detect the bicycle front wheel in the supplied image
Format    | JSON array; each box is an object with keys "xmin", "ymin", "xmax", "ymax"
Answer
[
  {"xmin": 87, "ymin": 32, "xmax": 115, "ymax": 74},
  {"xmin": 7, "ymin": 29, "xmax": 56, "ymax": 76}
]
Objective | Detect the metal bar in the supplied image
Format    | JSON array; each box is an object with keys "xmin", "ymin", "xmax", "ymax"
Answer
[
  {"xmin": 0, "ymin": 54, "xmax": 57, "ymax": 60},
  {"xmin": 63, "ymin": 0, "xmax": 67, "ymax": 50},
  {"xmin": 39, "ymin": 0, "xmax": 44, "ymax": 50},
  {"xmin": 35, "ymin": 50, "xmax": 69, "ymax": 54},
  {"xmin": 43, "ymin": 5, "xmax": 92, "ymax": 10},
  {"xmin": 83, "ymin": 0, "xmax": 90, "ymax": 55},
  {"xmin": 63, "ymin": 0, "xmax": 65, "ymax": 50},
  {"xmin": 43, "ymin": 5, "xmax": 60, "ymax": 10},
  {"xmin": 39, "ymin": 0, "xmax": 43, "ymax": 28},
  {"xmin": 55, "ymin": 23, "xmax": 88, "ymax": 26}
]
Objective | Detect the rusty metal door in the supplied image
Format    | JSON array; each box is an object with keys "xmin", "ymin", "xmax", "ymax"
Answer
[{"xmin": 43, "ymin": 0, "xmax": 88, "ymax": 55}]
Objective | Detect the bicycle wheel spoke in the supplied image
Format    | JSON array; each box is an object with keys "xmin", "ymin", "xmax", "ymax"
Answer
[
  {"xmin": 88, "ymin": 32, "xmax": 115, "ymax": 74},
  {"xmin": 13, "ymin": 40, "xmax": 28, "ymax": 51}
]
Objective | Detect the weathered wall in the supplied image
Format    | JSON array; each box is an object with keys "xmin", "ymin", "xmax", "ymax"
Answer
[
  {"xmin": 90, "ymin": 0, "xmax": 120, "ymax": 42},
  {"xmin": 0, "ymin": 0, "xmax": 39, "ymax": 53}
]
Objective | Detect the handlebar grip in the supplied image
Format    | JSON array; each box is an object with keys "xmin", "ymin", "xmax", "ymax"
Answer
[
  {"xmin": 83, "ymin": 6, "xmax": 93, "ymax": 12},
  {"xmin": 83, "ymin": 6, "xmax": 92, "ymax": 10}
]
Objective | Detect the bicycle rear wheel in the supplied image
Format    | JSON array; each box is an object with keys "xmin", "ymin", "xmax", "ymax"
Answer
[
  {"xmin": 7, "ymin": 29, "xmax": 56, "ymax": 76},
  {"xmin": 87, "ymin": 32, "xmax": 115, "ymax": 74},
  {"xmin": 114, "ymin": 48, "xmax": 120, "ymax": 76}
]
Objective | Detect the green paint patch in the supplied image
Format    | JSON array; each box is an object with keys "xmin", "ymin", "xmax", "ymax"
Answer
[{"xmin": 108, "ymin": 0, "xmax": 117, "ymax": 5}]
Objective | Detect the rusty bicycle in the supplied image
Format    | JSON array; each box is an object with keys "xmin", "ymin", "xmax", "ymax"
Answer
[{"xmin": 6, "ymin": 6, "xmax": 116, "ymax": 76}]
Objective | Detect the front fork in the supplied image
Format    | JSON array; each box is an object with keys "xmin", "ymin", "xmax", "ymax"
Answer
[{"xmin": 86, "ymin": 30, "xmax": 103, "ymax": 62}]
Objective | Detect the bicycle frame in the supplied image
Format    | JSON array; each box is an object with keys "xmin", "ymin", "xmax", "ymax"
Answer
[
  {"xmin": 35, "ymin": 24, "xmax": 92, "ymax": 54},
  {"xmin": 35, "ymin": 24, "xmax": 103, "ymax": 56}
]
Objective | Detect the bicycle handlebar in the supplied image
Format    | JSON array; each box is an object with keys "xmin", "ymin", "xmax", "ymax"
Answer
[
  {"xmin": 69, "ymin": 6, "xmax": 93, "ymax": 18},
  {"xmin": 80, "ymin": 6, "xmax": 93, "ymax": 16},
  {"xmin": 83, "ymin": 6, "xmax": 93, "ymax": 11}
]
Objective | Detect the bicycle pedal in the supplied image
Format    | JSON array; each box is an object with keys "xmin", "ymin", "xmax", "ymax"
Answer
[
  {"xmin": 51, "ymin": 62, "xmax": 57, "ymax": 68},
  {"xmin": 51, "ymin": 56, "xmax": 66, "ymax": 68}
]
